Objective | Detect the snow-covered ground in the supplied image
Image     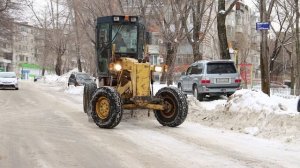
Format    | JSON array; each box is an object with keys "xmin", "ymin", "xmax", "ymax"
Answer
[{"xmin": 36, "ymin": 72, "xmax": 300, "ymax": 144}]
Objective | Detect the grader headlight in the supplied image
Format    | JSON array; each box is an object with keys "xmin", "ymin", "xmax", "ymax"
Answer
[
  {"xmin": 114, "ymin": 63, "xmax": 122, "ymax": 71},
  {"xmin": 154, "ymin": 66, "xmax": 163, "ymax": 72}
]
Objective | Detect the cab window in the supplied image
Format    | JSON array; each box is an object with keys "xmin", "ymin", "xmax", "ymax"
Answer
[{"xmin": 112, "ymin": 25, "xmax": 138, "ymax": 54}]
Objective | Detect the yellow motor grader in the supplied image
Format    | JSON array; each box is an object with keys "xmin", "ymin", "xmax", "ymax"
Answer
[{"xmin": 83, "ymin": 15, "xmax": 188, "ymax": 128}]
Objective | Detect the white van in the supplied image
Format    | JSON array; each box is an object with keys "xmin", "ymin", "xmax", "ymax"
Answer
[{"xmin": 0, "ymin": 72, "xmax": 19, "ymax": 90}]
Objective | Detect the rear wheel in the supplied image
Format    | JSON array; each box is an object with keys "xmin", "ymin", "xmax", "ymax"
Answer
[
  {"xmin": 193, "ymin": 86, "xmax": 204, "ymax": 101},
  {"xmin": 83, "ymin": 82, "xmax": 97, "ymax": 113},
  {"xmin": 154, "ymin": 87, "xmax": 188, "ymax": 127},
  {"xmin": 90, "ymin": 87, "xmax": 123, "ymax": 129}
]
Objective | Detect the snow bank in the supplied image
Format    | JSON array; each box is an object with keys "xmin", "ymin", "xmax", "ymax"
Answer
[
  {"xmin": 41, "ymin": 68, "xmax": 79, "ymax": 88},
  {"xmin": 224, "ymin": 89, "xmax": 287, "ymax": 114},
  {"xmin": 187, "ymin": 89, "xmax": 299, "ymax": 143}
]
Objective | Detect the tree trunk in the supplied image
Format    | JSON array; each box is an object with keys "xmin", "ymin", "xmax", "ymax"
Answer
[
  {"xmin": 192, "ymin": 43, "xmax": 202, "ymax": 61},
  {"xmin": 295, "ymin": 0, "xmax": 300, "ymax": 95},
  {"xmin": 42, "ymin": 68, "xmax": 45, "ymax": 76},
  {"xmin": 55, "ymin": 54, "xmax": 63, "ymax": 76},
  {"xmin": 291, "ymin": 60, "xmax": 295, "ymax": 95},
  {"xmin": 72, "ymin": 0, "xmax": 82, "ymax": 72},
  {"xmin": 217, "ymin": 0, "xmax": 231, "ymax": 59},
  {"xmin": 160, "ymin": 42, "xmax": 177, "ymax": 85},
  {"xmin": 260, "ymin": 0, "xmax": 270, "ymax": 96}
]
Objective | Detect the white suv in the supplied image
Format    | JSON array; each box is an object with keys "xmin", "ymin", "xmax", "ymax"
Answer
[
  {"xmin": 177, "ymin": 60, "xmax": 241, "ymax": 101},
  {"xmin": 0, "ymin": 72, "xmax": 19, "ymax": 90}
]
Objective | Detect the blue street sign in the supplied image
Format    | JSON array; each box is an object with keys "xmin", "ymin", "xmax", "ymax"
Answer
[{"xmin": 256, "ymin": 22, "xmax": 270, "ymax": 30}]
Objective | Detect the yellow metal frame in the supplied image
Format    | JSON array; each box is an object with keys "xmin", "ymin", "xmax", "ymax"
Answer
[{"xmin": 111, "ymin": 57, "xmax": 165, "ymax": 111}]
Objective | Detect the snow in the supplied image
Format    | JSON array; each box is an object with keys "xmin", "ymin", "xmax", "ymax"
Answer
[
  {"xmin": 65, "ymin": 85, "xmax": 84, "ymax": 95},
  {"xmin": 219, "ymin": 10, "xmax": 226, "ymax": 14},
  {"xmin": 225, "ymin": 89, "xmax": 288, "ymax": 114},
  {"xmin": 37, "ymin": 72, "xmax": 300, "ymax": 144},
  {"xmin": 244, "ymin": 127, "xmax": 260, "ymax": 135}
]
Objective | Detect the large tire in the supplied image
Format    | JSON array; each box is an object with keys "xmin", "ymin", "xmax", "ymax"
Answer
[
  {"xmin": 83, "ymin": 82, "xmax": 97, "ymax": 113},
  {"xmin": 154, "ymin": 87, "xmax": 188, "ymax": 127},
  {"xmin": 90, "ymin": 87, "xmax": 123, "ymax": 129}
]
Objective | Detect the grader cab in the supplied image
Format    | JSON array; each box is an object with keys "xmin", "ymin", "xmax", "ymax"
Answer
[{"xmin": 83, "ymin": 15, "xmax": 188, "ymax": 128}]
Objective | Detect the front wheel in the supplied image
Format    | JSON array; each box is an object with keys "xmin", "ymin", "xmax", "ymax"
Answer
[
  {"xmin": 154, "ymin": 87, "xmax": 188, "ymax": 127},
  {"xmin": 90, "ymin": 87, "xmax": 123, "ymax": 129}
]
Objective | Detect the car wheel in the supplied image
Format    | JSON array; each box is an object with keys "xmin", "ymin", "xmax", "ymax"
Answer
[
  {"xmin": 15, "ymin": 87, "xmax": 19, "ymax": 90},
  {"xmin": 193, "ymin": 86, "xmax": 204, "ymax": 101},
  {"xmin": 198, "ymin": 93, "xmax": 204, "ymax": 101},
  {"xmin": 193, "ymin": 86, "xmax": 198, "ymax": 98}
]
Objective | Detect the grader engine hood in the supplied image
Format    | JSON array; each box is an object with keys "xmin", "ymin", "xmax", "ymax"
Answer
[{"xmin": 114, "ymin": 57, "xmax": 151, "ymax": 97}]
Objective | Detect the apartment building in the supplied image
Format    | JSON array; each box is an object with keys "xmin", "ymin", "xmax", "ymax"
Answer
[
  {"xmin": 0, "ymin": 22, "xmax": 44, "ymax": 79},
  {"xmin": 0, "ymin": 35, "xmax": 13, "ymax": 72}
]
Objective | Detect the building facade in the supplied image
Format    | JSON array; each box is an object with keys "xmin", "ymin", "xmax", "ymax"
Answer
[{"xmin": 0, "ymin": 22, "xmax": 44, "ymax": 78}]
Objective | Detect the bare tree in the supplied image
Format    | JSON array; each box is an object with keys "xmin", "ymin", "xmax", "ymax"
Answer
[
  {"xmin": 151, "ymin": 0, "xmax": 190, "ymax": 85},
  {"xmin": 183, "ymin": 0, "xmax": 215, "ymax": 61},
  {"xmin": 217, "ymin": 0, "xmax": 238, "ymax": 59},
  {"xmin": 67, "ymin": 0, "xmax": 83, "ymax": 72},
  {"xmin": 47, "ymin": 0, "xmax": 71, "ymax": 76},
  {"xmin": 269, "ymin": 1, "xmax": 295, "ymax": 82}
]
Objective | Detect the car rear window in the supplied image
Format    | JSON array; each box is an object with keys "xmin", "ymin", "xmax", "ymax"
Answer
[{"xmin": 207, "ymin": 63, "xmax": 236, "ymax": 74}]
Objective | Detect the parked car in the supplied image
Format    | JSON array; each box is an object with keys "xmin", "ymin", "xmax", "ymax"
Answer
[
  {"xmin": 0, "ymin": 72, "xmax": 19, "ymax": 90},
  {"xmin": 68, "ymin": 72, "xmax": 94, "ymax": 87},
  {"xmin": 177, "ymin": 60, "xmax": 241, "ymax": 101}
]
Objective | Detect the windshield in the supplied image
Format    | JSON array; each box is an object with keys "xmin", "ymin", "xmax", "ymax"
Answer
[
  {"xmin": 0, "ymin": 72, "xmax": 16, "ymax": 78},
  {"xmin": 112, "ymin": 25, "xmax": 137, "ymax": 54}
]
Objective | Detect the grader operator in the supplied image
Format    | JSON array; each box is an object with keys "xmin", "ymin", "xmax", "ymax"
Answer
[{"xmin": 83, "ymin": 15, "xmax": 188, "ymax": 128}]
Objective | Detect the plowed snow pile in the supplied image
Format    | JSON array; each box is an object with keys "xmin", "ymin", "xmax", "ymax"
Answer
[{"xmin": 187, "ymin": 89, "xmax": 300, "ymax": 143}]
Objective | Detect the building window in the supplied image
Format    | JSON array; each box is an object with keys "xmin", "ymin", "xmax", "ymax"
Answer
[
  {"xmin": 26, "ymin": 57, "xmax": 29, "ymax": 62},
  {"xmin": 19, "ymin": 55, "xmax": 24, "ymax": 61}
]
